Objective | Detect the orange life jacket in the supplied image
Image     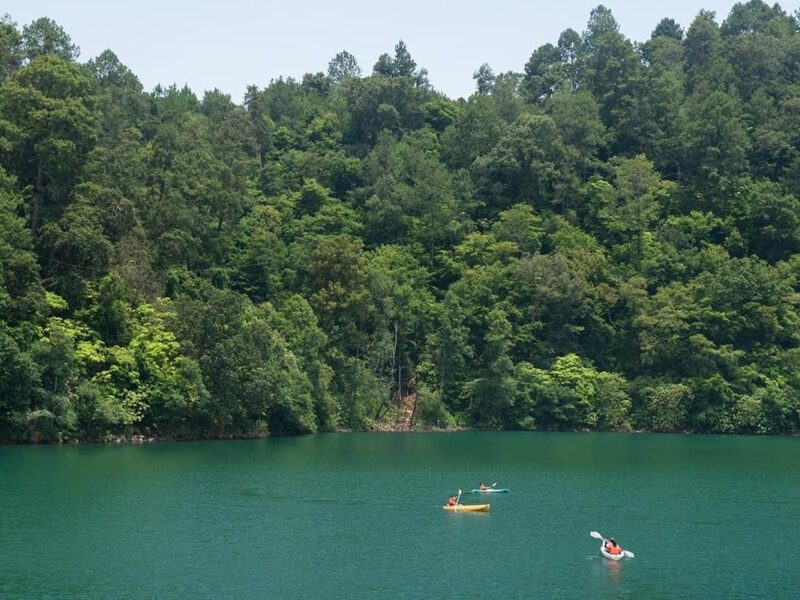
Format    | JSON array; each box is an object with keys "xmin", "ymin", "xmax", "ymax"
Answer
[{"xmin": 606, "ymin": 543, "xmax": 621, "ymax": 555}]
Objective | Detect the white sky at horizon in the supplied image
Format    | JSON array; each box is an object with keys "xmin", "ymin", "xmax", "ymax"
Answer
[{"xmin": 6, "ymin": 1, "xmax": 768, "ymax": 101}]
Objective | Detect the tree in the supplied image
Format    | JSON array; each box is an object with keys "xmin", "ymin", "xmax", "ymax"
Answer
[
  {"xmin": 371, "ymin": 40, "xmax": 429, "ymax": 87},
  {"xmin": 307, "ymin": 235, "xmax": 373, "ymax": 353},
  {"xmin": 599, "ymin": 155, "xmax": 676, "ymax": 263},
  {"xmin": 728, "ymin": 178, "xmax": 800, "ymax": 262},
  {"xmin": 0, "ymin": 15, "xmax": 22, "ymax": 83},
  {"xmin": 636, "ymin": 382, "xmax": 691, "ymax": 431},
  {"xmin": 581, "ymin": 6, "xmax": 644, "ymax": 148},
  {"xmin": 359, "ymin": 131, "xmax": 472, "ymax": 254},
  {"xmin": 366, "ymin": 245, "xmax": 437, "ymax": 420},
  {"xmin": 0, "ymin": 167, "xmax": 43, "ymax": 325},
  {"xmin": 169, "ymin": 282, "xmax": 317, "ymax": 435},
  {"xmin": 464, "ymin": 306, "xmax": 517, "ymax": 427},
  {"xmin": 267, "ymin": 295, "xmax": 337, "ymax": 430},
  {"xmin": 0, "ymin": 326, "xmax": 42, "ymax": 440},
  {"xmin": 21, "ymin": 17, "xmax": 79, "ymax": 62},
  {"xmin": 491, "ymin": 204, "xmax": 544, "ymax": 254},
  {"xmin": 372, "ymin": 53, "xmax": 394, "ymax": 78},
  {"xmin": 584, "ymin": 5, "xmax": 620, "ymax": 42},
  {"xmin": 3, "ymin": 2, "xmax": 800, "ymax": 439},
  {"xmin": 523, "ymin": 43, "xmax": 564, "ymax": 102},
  {"xmin": 392, "ymin": 41, "xmax": 418, "ymax": 78},
  {"xmin": 683, "ymin": 10, "xmax": 735, "ymax": 93},
  {"xmin": 36, "ymin": 198, "xmax": 113, "ymax": 309},
  {"xmin": 440, "ymin": 94, "xmax": 512, "ymax": 170},
  {"xmin": 682, "ymin": 89, "xmax": 749, "ymax": 194},
  {"xmin": 558, "ymin": 28, "xmax": 584, "ymax": 90},
  {"xmin": 243, "ymin": 85, "xmax": 274, "ymax": 166},
  {"xmin": 509, "ymin": 252, "xmax": 593, "ymax": 362},
  {"xmin": 87, "ymin": 50, "xmax": 147, "ymax": 142},
  {"xmin": 473, "ymin": 113, "xmax": 576, "ymax": 214},
  {"xmin": 638, "ymin": 36, "xmax": 687, "ymax": 178},
  {"xmin": 721, "ymin": 0, "xmax": 794, "ymax": 36},
  {"xmin": 546, "ymin": 90, "xmax": 607, "ymax": 177},
  {"xmin": 340, "ymin": 75, "xmax": 427, "ymax": 149},
  {"xmin": 0, "ymin": 55, "xmax": 95, "ymax": 231},
  {"xmin": 652, "ymin": 18, "xmax": 684, "ymax": 40},
  {"xmin": 473, "ymin": 63, "xmax": 496, "ymax": 95},
  {"xmin": 327, "ymin": 50, "xmax": 361, "ymax": 84}
]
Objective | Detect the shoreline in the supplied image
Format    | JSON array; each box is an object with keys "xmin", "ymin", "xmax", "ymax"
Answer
[{"xmin": 2, "ymin": 427, "xmax": 792, "ymax": 445}]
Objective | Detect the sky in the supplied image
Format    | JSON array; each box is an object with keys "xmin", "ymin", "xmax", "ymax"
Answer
[{"xmin": 7, "ymin": 0, "xmax": 752, "ymax": 101}]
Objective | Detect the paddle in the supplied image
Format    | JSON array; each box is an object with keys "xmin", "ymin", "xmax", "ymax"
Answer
[
  {"xmin": 590, "ymin": 531, "xmax": 635, "ymax": 558},
  {"xmin": 456, "ymin": 488, "xmax": 462, "ymax": 507}
]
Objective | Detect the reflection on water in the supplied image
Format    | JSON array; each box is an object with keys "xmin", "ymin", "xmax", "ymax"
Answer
[{"xmin": 605, "ymin": 557, "xmax": 621, "ymax": 585}]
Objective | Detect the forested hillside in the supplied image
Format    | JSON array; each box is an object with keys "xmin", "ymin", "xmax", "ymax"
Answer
[{"xmin": 2, "ymin": 2, "xmax": 800, "ymax": 441}]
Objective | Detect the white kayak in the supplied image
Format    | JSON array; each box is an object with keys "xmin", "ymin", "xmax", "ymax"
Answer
[
  {"xmin": 591, "ymin": 531, "xmax": 634, "ymax": 560},
  {"xmin": 469, "ymin": 488, "xmax": 509, "ymax": 493}
]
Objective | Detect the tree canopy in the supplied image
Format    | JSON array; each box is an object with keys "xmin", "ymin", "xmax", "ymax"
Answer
[{"xmin": 3, "ymin": 4, "xmax": 800, "ymax": 441}]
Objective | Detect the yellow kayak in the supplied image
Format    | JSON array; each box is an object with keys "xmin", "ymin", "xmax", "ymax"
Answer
[{"xmin": 442, "ymin": 504, "xmax": 490, "ymax": 512}]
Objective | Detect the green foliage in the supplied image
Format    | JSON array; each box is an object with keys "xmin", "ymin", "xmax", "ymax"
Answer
[
  {"xmin": 0, "ymin": 167, "xmax": 43, "ymax": 323},
  {"xmin": 414, "ymin": 381, "xmax": 455, "ymax": 428},
  {"xmin": 328, "ymin": 50, "xmax": 361, "ymax": 84},
  {"xmin": 21, "ymin": 17, "xmax": 79, "ymax": 62},
  {"xmin": 0, "ymin": 16, "xmax": 22, "ymax": 83},
  {"xmin": 492, "ymin": 204, "xmax": 544, "ymax": 254},
  {"xmin": 473, "ymin": 113, "xmax": 576, "ymax": 214},
  {"xmin": 635, "ymin": 381, "xmax": 692, "ymax": 432},
  {"xmin": 473, "ymin": 64, "xmax": 496, "ymax": 96},
  {"xmin": 372, "ymin": 41, "xmax": 429, "ymax": 88},
  {"xmin": 2, "ymin": 8, "xmax": 800, "ymax": 441},
  {"xmin": 339, "ymin": 74, "xmax": 428, "ymax": 149},
  {"xmin": 0, "ymin": 54, "xmax": 95, "ymax": 231}
]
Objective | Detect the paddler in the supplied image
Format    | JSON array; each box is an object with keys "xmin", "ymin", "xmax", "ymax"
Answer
[
  {"xmin": 604, "ymin": 538, "xmax": 622, "ymax": 556},
  {"xmin": 447, "ymin": 495, "xmax": 458, "ymax": 506},
  {"xmin": 479, "ymin": 482, "xmax": 492, "ymax": 491}
]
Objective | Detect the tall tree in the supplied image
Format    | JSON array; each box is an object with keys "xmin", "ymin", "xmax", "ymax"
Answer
[
  {"xmin": 327, "ymin": 50, "xmax": 361, "ymax": 84},
  {"xmin": 0, "ymin": 16, "xmax": 22, "ymax": 83},
  {"xmin": 372, "ymin": 40, "xmax": 429, "ymax": 87},
  {"xmin": 0, "ymin": 55, "xmax": 95, "ymax": 231},
  {"xmin": 473, "ymin": 63, "xmax": 496, "ymax": 96},
  {"xmin": 21, "ymin": 17, "xmax": 79, "ymax": 62}
]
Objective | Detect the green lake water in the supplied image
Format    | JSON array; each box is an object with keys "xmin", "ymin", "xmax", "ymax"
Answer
[{"xmin": 1, "ymin": 432, "xmax": 798, "ymax": 599}]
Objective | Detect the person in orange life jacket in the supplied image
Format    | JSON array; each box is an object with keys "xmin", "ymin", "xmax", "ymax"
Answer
[
  {"xmin": 604, "ymin": 538, "xmax": 622, "ymax": 555},
  {"xmin": 447, "ymin": 495, "xmax": 458, "ymax": 506}
]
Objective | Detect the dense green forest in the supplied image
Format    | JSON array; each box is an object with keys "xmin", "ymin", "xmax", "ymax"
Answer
[{"xmin": 2, "ymin": 2, "xmax": 800, "ymax": 441}]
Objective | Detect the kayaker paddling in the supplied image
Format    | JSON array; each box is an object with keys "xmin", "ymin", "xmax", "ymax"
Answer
[
  {"xmin": 604, "ymin": 538, "xmax": 622, "ymax": 556},
  {"xmin": 590, "ymin": 531, "xmax": 635, "ymax": 560},
  {"xmin": 442, "ymin": 489, "xmax": 490, "ymax": 511},
  {"xmin": 470, "ymin": 483, "xmax": 509, "ymax": 493}
]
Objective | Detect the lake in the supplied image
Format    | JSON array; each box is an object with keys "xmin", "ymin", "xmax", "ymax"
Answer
[{"xmin": 1, "ymin": 432, "xmax": 798, "ymax": 598}]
